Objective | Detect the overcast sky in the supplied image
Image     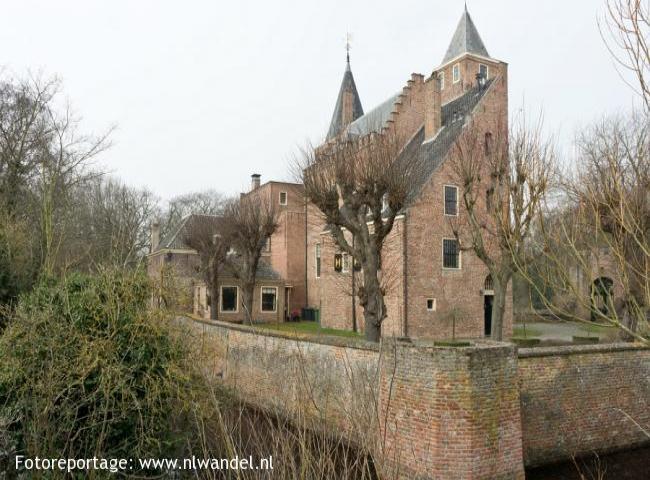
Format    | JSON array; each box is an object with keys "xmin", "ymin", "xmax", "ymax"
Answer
[{"xmin": 0, "ymin": 0, "xmax": 639, "ymax": 200}]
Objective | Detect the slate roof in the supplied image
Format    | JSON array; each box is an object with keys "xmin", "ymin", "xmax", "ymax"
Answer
[
  {"xmin": 347, "ymin": 92, "xmax": 401, "ymax": 137},
  {"xmin": 401, "ymin": 78, "xmax": 495, "ymax": 204},
  {"xmin": 326, "ymin": 60, "xmax": 364, "ymax": 140},
  {"xmin": 154, "ymin": 214, "xmax": 282, "ymax": 281},
  {"xmin": 156, "ymin": 214, "xmax": 221, "ymax": 251},
  {"xmin": 442, "ymin": 6, "xmax": 490, "ymax": 64}
]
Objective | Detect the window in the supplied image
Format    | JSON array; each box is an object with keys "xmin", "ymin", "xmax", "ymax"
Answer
[
  {"xmin": 334, "ymin": 253, "xmax": 342, "ymax": 272},
  {"xmin": 261, "ymin": 287, "xmax": 277, "ymax": 312},
  {"xmin": 342, "ymin": 253, "xmax": 351, "ymax": 273},
  {"xmin": 484, "ymin": 132, "xmax": 493, "ymax": 155},
  {"xmin": 452, "ymin": 63, "xmax": 460, "ymax": 83},
  {"xmin": 479, "ymin": 63, "xmax": 489, "ymax": 79},
  {"xmin": 442, "ymin": 239, "xmax": 460, "ymax": 269},
  {"xmin": 279, "ymin": 191, "xmax": 287, "ymax": 205},
  {"xmin": 315, "ymin": 244, "xmax": 321, "ymax": 278},
  {"xmin": 221, "ymin": 286, "xmax": 238, "ymax": 312},
  {"xmin": 439, "ymin": 71, "xmax": 445, "ymax": 90},
  {"xmin": 444, "ymin": 185, "xmax": 458, "ymax": 216},
  {"xmin": 427, "ymin": 298, "xmax": 437, "ymax": 311}
]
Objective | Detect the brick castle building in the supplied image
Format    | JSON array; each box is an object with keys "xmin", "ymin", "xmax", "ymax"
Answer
[{"xmin": 150, "ymin": 7, "xmax": 513, "ymax": 338}]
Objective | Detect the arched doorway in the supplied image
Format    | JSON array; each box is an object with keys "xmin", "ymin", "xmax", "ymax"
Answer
[
  {"xmin": 483, "ymin": 275, "xmax": 494, "ymax": 336},
  {"xmin": 590, "ymin": 277, "xmax": 614, "ymax": 321}
]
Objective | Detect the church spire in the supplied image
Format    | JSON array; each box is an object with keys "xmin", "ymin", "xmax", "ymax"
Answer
[
  {"xmin": 326, "ymin": 42, "xmax": 364, "ymax": 140},
  {"xmin": 441, "ymin": 6, "xmax": 490, "ymax": 64}
]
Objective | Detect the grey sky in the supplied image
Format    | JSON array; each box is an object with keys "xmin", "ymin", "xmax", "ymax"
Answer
[{"xmin": 0, "ymin": 0, "xmax": 638, "ymax": 200}]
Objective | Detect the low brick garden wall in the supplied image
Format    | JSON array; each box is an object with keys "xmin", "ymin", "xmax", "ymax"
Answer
[{"xmin": 518, "ymin": 343, "xmax": 650, "ymax": 466}]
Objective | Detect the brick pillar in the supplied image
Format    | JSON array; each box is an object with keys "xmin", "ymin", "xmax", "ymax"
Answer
[{"xmin": 378, "ymin": 340, "xmax": 525, "ymax": 479}]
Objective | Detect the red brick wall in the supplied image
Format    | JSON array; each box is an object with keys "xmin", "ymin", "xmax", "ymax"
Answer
[{"xmin": 518, "ymin": 343, "xmax": 650, "ymax": 467}]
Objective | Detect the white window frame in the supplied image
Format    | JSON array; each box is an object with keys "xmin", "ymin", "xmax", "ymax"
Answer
[
  {"xmin": 443, "ymin": 185, "xmax": 459, "ymax": 217},
  {"xmin": 341, "ymin": 253, "xmax": 351, "ymax": 273},
  {"xmin": 260, "ymin": 286, "xmax": 278, "ymax": 313},
  {"xmin": 427, "ymin": 298, "xmax": 437, "ymax": 312},
  {"xmin": 478, "ymin": 63, "xmax": 489, "ymax": 79},
  {"xmin": 442, "ymin": 238, "xmax": 462, "ymax": 270},
  {"xmin": 279, "ymin": 191, "xmax": 288, "ymax": 205},
  {"xmin": 220, "ymin": 285, "xmax": 239, "ymax": 313},
  {"xmin": 315, "ymin": 243, "xmax": 321, "ymax": 279},
  {"xmin": 452, "ymin": 63, "xmax": 460, "ymax": 84},
  {"xmin": 439, "ymin": 71, "xmax": 445, "ymax": 90}
]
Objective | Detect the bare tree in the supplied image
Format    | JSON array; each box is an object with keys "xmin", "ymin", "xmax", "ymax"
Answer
[
  {"xmin": 0, "ymin": 73, "xmax": 56, "ymax": 218},
  {"xmin": 183, "ymin": 214, "xmax": 228, "ymax": 321},
  {"xmin": 450, "ymin": 114, "xmax": 553, "ymax": 340},
  {"xmin": 600, "ymin": 0, "xmax": 650, "ymax": 111},
  {"xmin": 222, "ymin": 194, "xmax": 278, "ymax": 324},
  {"xmin": 161, "ymin": 190, "xmax": 224, "ymax": 240},
  {"xmin": 298, "ymin": 130, "xmax": 416, "ymax": 342},
  {"xmin": 36, "ymin": 102, "xmax": 111, "ymax": 277},
  {"xmin": 519, "ymin": 112, "xmax": 649, "ymax": 343}
]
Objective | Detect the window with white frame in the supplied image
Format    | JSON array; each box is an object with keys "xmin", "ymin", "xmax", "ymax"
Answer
[
  {"xmin": 262, "ymin": 236, "xmax": 271, "ymax": 252},
  {"xmin": 444, "ymin": 185, "xmax": 458, "ymax": 216},
  {"xmin": 439, "ymin": 71, "xmax": 445, "ymax": 90},
  {"xmin": 452, "ymin": 63, "xmax": 460, "ymax": 83},
  {"xmin": 341, "ymin": 253, "xmax": 351, "ymax": 273},
  {"xmin": 261, "ymin": 287, "xmax": 277, "ymax": 312},
  {"xmin": 279, "ymin": 191, "xmax": 287, "ymax": 205},
  {"xmin": 427, "ymin": 298, "xmax": 437, "ymax": 311},
  {"xmin": 221, "ymin": 286, "xmax": 238, "ymax": 312},
  {"xmin": 479, "ymin": 63, "xmax": 488, "ymax": 79},
  {"xmin": 442, "ymin": 239, "xmax": 460, "ymax": 269},
  {"xmin": 315, "ymin": 244, "xmax": 321, "ymax": 278}
]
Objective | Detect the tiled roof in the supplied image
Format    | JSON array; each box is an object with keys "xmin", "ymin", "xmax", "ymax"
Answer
[
  {"xmin": 442, "ymin": 7, "xmax": 490, "ymax": 64},
  {"xmin": 326, "ymin": 60, "xmax": 364, "ymax": 140}
]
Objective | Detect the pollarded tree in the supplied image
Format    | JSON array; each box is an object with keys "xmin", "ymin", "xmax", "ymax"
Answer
[
  {"xmin": 222, "ymin": 194, "xmax": 278, "ymax": 324},
  {"xmin": 299, "ymin": 131, "xmax": 418, "ymax": 342},
  {"xmin": 450, "ymin": 114, "xmax": 553, "ymax": 340},
  {"xmin": 183, "ymin": 214, "xmax": 229, "ymax": 321}
]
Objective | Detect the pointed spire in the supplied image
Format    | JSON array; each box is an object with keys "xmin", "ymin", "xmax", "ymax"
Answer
[
  {"xmin": 326, "ymin": 48, "xmax": 364, "ymax": 140},
  {"xmin": 442, "ymin": 7, "xmax": 490, "ymax": 64}
]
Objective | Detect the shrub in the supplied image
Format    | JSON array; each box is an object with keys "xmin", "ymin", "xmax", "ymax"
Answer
[{"xmin": 0, "ymin": 268, "xmax": 208, "ymax": 476}]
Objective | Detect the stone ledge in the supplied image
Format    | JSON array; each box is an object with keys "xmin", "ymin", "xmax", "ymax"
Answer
[{"xmin": 518, "ymin": 341, "xmax": 649, "ymax": 358}]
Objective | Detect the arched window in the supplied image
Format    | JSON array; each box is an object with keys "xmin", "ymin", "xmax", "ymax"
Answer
[
  {"xmin": 484, "ymin": 274, "xmax": 494, "ymax": 291},
  {"xmin": 591, "ymin": 277, "xmax": 614, "ymax": 321}
]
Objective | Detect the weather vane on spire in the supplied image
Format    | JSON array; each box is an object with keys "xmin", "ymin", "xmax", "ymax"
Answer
[{"xmin": 345, "ymin": 32, "xmax": 352, "ymax": 64}]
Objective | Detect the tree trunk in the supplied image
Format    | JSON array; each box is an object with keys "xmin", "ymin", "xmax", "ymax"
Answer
[
  {"xmin": 491, "ymin": 275, "xmax": 509, "ymax": 341},
  {"xmin": 209, "ymin": 283, "xmax": 219, "ymax": 321},
  {"xmin": 242, "ymin": 281, "xmax": 255, "ymax": 325},
  {"xmin": 359, "ymin": 252, "xmax": 385, "ymax": 342}
]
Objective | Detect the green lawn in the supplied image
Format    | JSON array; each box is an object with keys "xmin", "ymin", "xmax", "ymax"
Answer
[
  {"xmin": 256, "ymin": 321, "xmax": 362, "ymax": 339},
  {"xmin": 578, "ymin": 322, "xmax": 617, "ymax": 334},
  {"xmin": 512, "ymin": 324, "xmax": 543, "ymax": 338}
]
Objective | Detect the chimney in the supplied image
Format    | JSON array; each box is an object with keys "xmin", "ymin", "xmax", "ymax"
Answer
[
  {"xmin": 150, "ymin": 221, "xmax": 160, "ymax": 253},
  {"xmin": 251, "ymin": 173, "xmax": 261, "ymax": 191},
  {"xmin": 424, "ymin": 72, "xmax": 442, "ymax": 141}
]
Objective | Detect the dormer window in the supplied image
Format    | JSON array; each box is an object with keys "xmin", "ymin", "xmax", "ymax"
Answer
[
  {"xmin": 479, "ymin": 63, "xmax": 489, "ymax": 80},
  {"xmin": 452, "ymin": 64, "xmax": 460, "ymax": 84}
]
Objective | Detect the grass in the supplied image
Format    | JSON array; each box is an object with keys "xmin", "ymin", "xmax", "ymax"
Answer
[
  {"xmin": 512, "ymin": 324, "xmax": 543, "ymax": 338},
  {"xmin": 578, "ymin": 322, "xmax": 617, "ymax": 334},
  {"xmin": 256, "ymin": 320, "xmax": 362, "ymax": 339}
]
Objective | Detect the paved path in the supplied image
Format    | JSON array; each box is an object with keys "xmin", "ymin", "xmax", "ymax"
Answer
[{"xmin": 515, "ymin": 321, "xmax": 612, "ymax": 341}]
